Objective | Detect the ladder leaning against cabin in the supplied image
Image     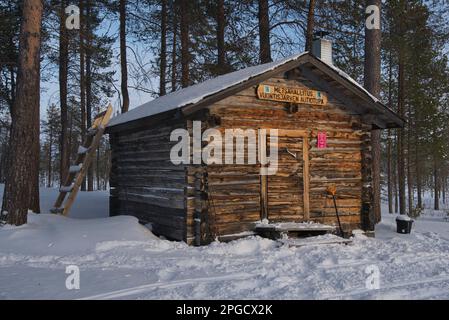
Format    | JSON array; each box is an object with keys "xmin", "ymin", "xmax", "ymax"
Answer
[{"xmin": 50, "ymin": 104, "xmax": 113, "ymax": 216}]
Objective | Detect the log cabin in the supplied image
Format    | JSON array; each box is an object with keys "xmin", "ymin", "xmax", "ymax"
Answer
[{"xmin": 106, "ymin": 38, "xmax": 404, "ymax": 245}]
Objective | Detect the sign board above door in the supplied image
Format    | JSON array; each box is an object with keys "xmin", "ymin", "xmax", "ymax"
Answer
[{"xmin": 257, "ymin": 84, "xmax": 328, "ymax": 106}]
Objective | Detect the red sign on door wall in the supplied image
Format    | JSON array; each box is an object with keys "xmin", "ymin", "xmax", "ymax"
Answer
[{"xmin": 317, "ymin": 132, "xmax": 327, "ymax": 149}]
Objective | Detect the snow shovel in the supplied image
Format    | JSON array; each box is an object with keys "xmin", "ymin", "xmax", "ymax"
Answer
[{"xmin": 326, "ymin": 185, "xmax": 344, "ymax": 237}]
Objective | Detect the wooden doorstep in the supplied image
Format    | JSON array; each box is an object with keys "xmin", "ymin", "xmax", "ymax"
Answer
[
  {"xmin": 278, "ymin": 237, "xmax": 353, "ymax": 247},
  {"xmin": 255, "ymin": 223, "xmax": 336, "ymax": 233}
]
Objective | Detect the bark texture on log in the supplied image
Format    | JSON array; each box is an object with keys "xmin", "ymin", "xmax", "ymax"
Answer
[{"xmin": 4, "ymin": 0, "xmax": 43, "ymax": 225}]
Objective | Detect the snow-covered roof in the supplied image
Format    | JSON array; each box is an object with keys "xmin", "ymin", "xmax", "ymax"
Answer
[
  {"xmin": 108, "ymin": 52, "xmax": 397, "ymax": 128},
  {"xmin": 324, "ymin": 60, "xmax": 379, "ymax": 104},
  {"xmin": 109, "ymin": 53, "xmax": 308, "ymax": 127}
]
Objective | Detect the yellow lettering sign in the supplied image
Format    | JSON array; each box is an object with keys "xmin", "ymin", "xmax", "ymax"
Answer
[{"xmin": 257, "ymin": 85, "xmax": 328, "ymax": 106}]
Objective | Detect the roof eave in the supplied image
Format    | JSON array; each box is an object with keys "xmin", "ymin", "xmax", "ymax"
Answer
[
  {"xmin": 107, "ymin": 52, "xmax": 405, "ymax": 133},
  {"xmin": 303, "ymin": 54, "xmax": 405, "ymax": 129}
]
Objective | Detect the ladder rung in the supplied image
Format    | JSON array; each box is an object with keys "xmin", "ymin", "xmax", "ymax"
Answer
[
  {"xmin": 78, "ymin": 146, "xmax": 89, "ymax": 155},
  {"xmin": 69, "ymin": 165, "xmax": 82, "ymax": 173},
  {"xmin": 95, "ymin": 110, "xmax": 107, "ymax": 120},
  {"xmin": 60, "ymin": 185, "xmax": 74, "ymax": 193},
  {"xmin": 87, "ymin": 128, "xmax": 98, "ymax": 136},
  {"xmin": 50, "ymin": 208, "xmax": 64, "ymax": 214}
]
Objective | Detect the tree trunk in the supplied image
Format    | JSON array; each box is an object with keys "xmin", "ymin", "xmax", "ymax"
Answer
[
  {"xmin": 305, "ymin": 0, "xmax": 316, "ymax": 52},
  {"xmin": 259, "ymin": 0, "xmax": 272, "ymax": 63},
  {"xmin": 216, "ymin": 0, "xmax": 226, "ymax": 74},
  {"xmin": 79, "ymin": 0, "xmax": 87, "ymax": 192},
  {"xmin": 179, "ymin": 0, "xmax": 189, "ymax": 88},
  {"xmin": 47, "ymin": 132, "xmax": 52, "ymax": 188},
  {"xmin": 407, "ymin": 116, "xmax": 413, "ymax": 214},
  {"xmin": 86, "ymin": 0, "xmax": 93, "ymax": 192},
  {"xmin": 258, "ymin": 0, "xmax": 271, "ymax": 63},
  {"xmin": 415, "ymin": 131, "xmax": 422, "ymax": 209},
  {"xmin": 10, "ymin": 65, "xmax": 16, "ymax": 108},
  {"xmin": 96, "ymin": 145, "xmax": 100, "ymax": 189},
  {"xmin": 397, "ymin": 0, "xmax": 407, "ymax": 216},
  {"xmin": 434, "ymin": 156, "xmax": 439, "ymax": 210},
  {"xmin": 120, "ymin": 0, "xmax": 130, "ymax": 112},
  {"xmin": 29, "ymin": 0, "xmax": 41, "ymax": 212},
  {"xmin": 29, "ymin": 82, "xmax": 41, "ymax": 213},
  {"xmin": 3, "ymin": 0, "xmax": 43, "ymax": 226},
  {"xmin": 171, "ymin": 1, "xmax": 177, "ymax": 92},
  {"xmin": 387, "ymin": 51, "xmax": 393, "ymax": 214},
  {"xmin": 364, "ymin": 0, "xmax": 381, "ymax": 223},
  {"xmin": 441, "ymin": 178, "xmax": 446, "ymax": 207},
  {"xmin": 397, "ymin": 52, "xmax": 406, "ymax": 216},
  {"xmin": 0, "ymin": 134, "xmax": 9, "ymax": 183},
  {"xmin": 160, "ymin": 0, "xmax": 167, "ymax": 96},
  {"xmin": 387, "ymin": 130, "xmax": 393, "ymax": 213},
  {"xmin": 393, "ymin": 143, "xmax": 398, "ymax": 213},
  {"xmin": 69, "ymin": 107, "xmax": 73, "ymax": 157},
  {"xmin": 59, "ymin": 0, "xmax": 69, "ymax": 185}
]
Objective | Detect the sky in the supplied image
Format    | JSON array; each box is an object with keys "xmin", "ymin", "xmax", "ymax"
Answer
[
  {"xmin": 40, "ymin": 47, "xmax": 156, "ymax": 121},
  {"xmin": 39, "ymin": 10, "xmax": 156, "ymax": 121},
  {"xmin": 39, "ymin": 1, "xmax": 449, "ymax": 121},
  {"xmin": 38, "ymin": 2, "xmax": 301, "ymax": 122}
]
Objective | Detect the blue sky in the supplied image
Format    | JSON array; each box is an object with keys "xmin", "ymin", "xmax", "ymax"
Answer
[{"xmin": 40, "ymin": 9, "xmax": 156, "ymax": 121}]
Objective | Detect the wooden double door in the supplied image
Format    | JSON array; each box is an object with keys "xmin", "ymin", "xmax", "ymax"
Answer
[{"xmin": 261, "ymin": 130, "xmax": 310, "ymax": 222}]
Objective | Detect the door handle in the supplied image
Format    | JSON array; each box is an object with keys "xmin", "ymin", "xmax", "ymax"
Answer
[{"xmin": 285, "ymin": 147, "xmax": 298, "ymax": 159}]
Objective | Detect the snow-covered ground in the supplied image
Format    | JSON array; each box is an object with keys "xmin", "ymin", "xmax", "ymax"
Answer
[
  {"xmin": 0, "ymin": 184, "xmax": 109, "ymax": 220},
  {"xmin": 1, "ymin": 186, "xmax": 449, "ymax": 300}
]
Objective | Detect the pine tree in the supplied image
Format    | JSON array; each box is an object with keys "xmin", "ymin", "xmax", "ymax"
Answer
[
  {"xmin": 120, "ymin": 0, "xmax": 130, "ymax": 112},
  {"xmin": 364, "ymin": 0, "xmax": 382, "ymax": 224},
  {"xmin": 59, "ymin": 0, "xmax": 70, "ymax": 187},
  {"xmin": 305, "ymin": 0, "xmax": 316, "ymax": 51},
  {"xmin": 41, "ymin": 104, "xmax": 61, "ymax": 188},
  {"xmin": 3, "ymin": 0, "xmax": 43, "ymax": 225},
  {"xmin": 0, "ymin": 0, "xmax": 20, "ymax": 191},
  {"xmin": 159, "ymin": 0, "xmax": 167, "ymax": 96},
  {"xmin": 258, "ymin": 0, "xmax": 271, "ymax": 63}
]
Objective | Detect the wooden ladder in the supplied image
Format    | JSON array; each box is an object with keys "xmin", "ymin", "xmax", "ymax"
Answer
[{"xmin": 51, "ymin": 104, "xmax": 113, "ymax": 216}]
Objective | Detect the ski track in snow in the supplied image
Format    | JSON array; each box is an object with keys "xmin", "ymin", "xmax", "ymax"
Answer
[
  {"xmin": 79, "ymin": 273, "xmax": 252, "ymax": 300},
  {"xmin": 1, "ymin": 186, "xmax": 449, "ymax": 300},
  {"xmin": 321, "ymin": 275, "xmax": 449, "ymax": 300}
]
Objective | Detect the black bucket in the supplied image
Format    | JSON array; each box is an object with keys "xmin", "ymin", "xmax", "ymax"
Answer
[{"xmin": 396, "ymin": 218, "xmax": 414, "ymax": 234}]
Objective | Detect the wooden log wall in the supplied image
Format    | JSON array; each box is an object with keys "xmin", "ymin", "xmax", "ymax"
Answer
[
  {"xmin": 110, "ymin": 68, "xmax": 374, "ymax": 243},
  {"xmin": 205, "ymin": 70, "xmax": 369, "ymax": 236},
  {"xmin": 110, "ymin": 119, "xmax": 188, "ymax": 241},
  {"xmin": 360, "ymin": 124, "xmax": 375, "ymax": 232}
]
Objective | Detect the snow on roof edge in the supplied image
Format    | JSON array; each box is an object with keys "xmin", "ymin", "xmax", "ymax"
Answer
[
  {"xmin": 108, "ymin": 52, "xmax": 308, "ymax": 127},
  {"xmin": 108, "ymin": 52, "xmax": 401, "ymax": 128},
  {"xmin": 312, "ymin": 55, "xmax": 401, "ymax": 118},
  {"xmin": 322, "ymin": 59, "xmax": 380, "ymax": 104}
]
